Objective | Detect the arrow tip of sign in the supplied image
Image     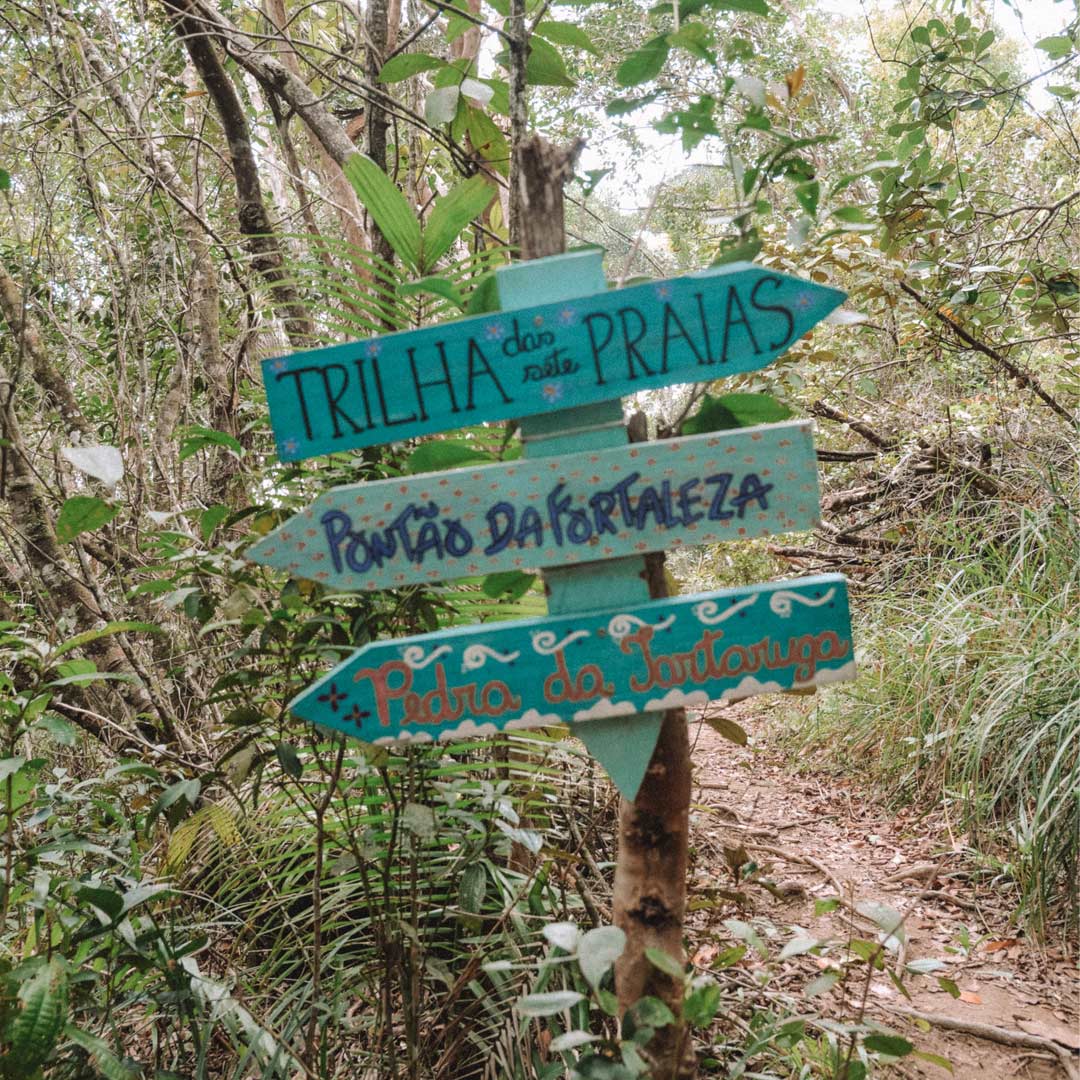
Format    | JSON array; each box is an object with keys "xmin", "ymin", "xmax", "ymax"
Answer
[{"xmin": 573, "ymin": 712, "xmax": 664, "ymax": 801}]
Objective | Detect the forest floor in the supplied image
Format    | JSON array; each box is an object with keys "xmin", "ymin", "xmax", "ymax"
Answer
[{"xmin": 683, "ymin": 708, "xmax": 1080, "ymax": 1080}]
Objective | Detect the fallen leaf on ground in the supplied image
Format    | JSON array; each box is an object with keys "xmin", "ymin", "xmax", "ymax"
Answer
[
  {"xmin": 958, "ymin": 991, "xmax": 982, "ymax": 1004},
  {"xmin": 982, "ymin": 938, "xmax": 1018, "ymax": 952}
]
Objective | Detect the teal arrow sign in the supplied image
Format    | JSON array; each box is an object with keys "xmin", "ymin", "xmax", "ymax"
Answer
[
  {"xmin": 263, "ymin": 256, "xmax": 844, "ymax": 462},
  {"xmin": 247, "ymin": 421, "xmax": 820, "ymax": 590},
  {"xmin": 289, "ymin": 574, "xmax": 854, "ymax": 753}
]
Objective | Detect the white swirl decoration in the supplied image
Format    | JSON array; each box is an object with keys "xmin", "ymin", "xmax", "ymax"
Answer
[
  {"xmin": 607, "ymin": 613, "xmax": 676, "ymax": 641},
  {"xmin": 693, "ymin": 595, "xmax": 759, "ymax": 625},
  {"xmin": 769, "ymin": 587, "xmax": 836, "ymax": 618},
  {"xmin": 531, "ymin": 629, "xmax": 590, "ymax": 655},
  {"xmin": 401, "ymin": 644, "xmax": 453, "ymax": 669},
  {"xmin": 461, "ymin": 644, "xmax": 520, "ymax": 672}
]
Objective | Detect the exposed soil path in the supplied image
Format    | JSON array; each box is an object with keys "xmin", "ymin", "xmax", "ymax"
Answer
[{"xmin": 684, "ymin": 708, "xmax": 1079, "ymax": 1079}]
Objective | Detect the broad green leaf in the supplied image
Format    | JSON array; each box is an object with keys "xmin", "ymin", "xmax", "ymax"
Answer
[
  {"xmin": 465, "ymin": 107, "xmax": 510, "ymax": 174},
  {"xmin": 405, "ymin": 440, "xmax": 493, "ymax": 473},
  {"xmin": 706, "ymin": 0, "xmax": 768, "ymax": 13},
  {"xmin": 12, "ymin": 960, "xmax": 68, "ymax": 1070},
  {"xmin": 549, "ymin": 1030, "xmax": 599, "ymax": 1052},
  {"xmin": 911, "ymin": 25, "xmax": 931, "ymax": 45},
  {"xmin": 723, "ymin": 918, "xmax": 768, "ymax": 958},
  {"xmin": 34, "ymin": 712, "xmax": 77, "ymax": 746},
  {"xmin": 644, "ymin": 946, "xmax": 685, "ymax": 979},
  {"xmin": 76, "ymin": 884, "xmax": 125, "ymax": 920},
  {"xmin": 542, "ymin": 921, "xmax": 580, "ymax": 952},
  {"xmin": 683, "ymin": 982, "xmax": 721, "ymax": 1026},
  {"xmin": 515, "ymin": 990, "xmax": 585, "ymax": 1016},
  {"xmin": 631, "ymin": 995, "xmax": 676, "ymax": 1027},
  {"xmin": 578, "ymin": 926, "xmax": 625, "ymax": 988},
  {"xmin": 804, "ymin": 970, "xmax": 841, "ymax": 997},
  {"xmin": 712, "ymin": 238, "xmax": 762, "ymax": 265},
  {"xmin": 52, "ymin": 621, "xmax": 161, "ymax": 658},
  {"xmin": 779, "ymin": 937, "xmax": 820, "ymax": 959},
  {"xmin": 0, "ymin": 755, "xmax": 25, "ymax": 782},
  {"xmin": 535, "ymin": 20, "xmax": 598, "ymax": 55},
  {"xmin": 0, "ymin": 168, "xmax": 9, "ymax": 190},
  {"xmin": 275, "ymin": 742, "xmax": 303, "ymax": 779},
  {"xmin": 616, "ymin": 35, "xmax": 670, "ymax": 86},
  {"xmin": 864, "ymin": 1034, "xmax": 914, "ymax": 1057},
  {"xmin": 343, "ymin": 154, "xmax": 421, "ymax": 272},
  {"xmin": 55, "ymin": 495, "xmax": 117, "ymax": 543},
  {"xmin": 526, "ymin": 35, "xmax": 575, "ymax": 87},
  {"xmin": 402, "ymin": 801, "xmax": 437, "ymax": 839},
  {"xmin": 422, "ymin": 175, "xmax": 494, "ymax": 269},
  {"xmin": 399, "ymin": 276, "xmax": 465, "ymax": 309},
  {"xmin": 424, "ymin": 85, "xmax": 461, "ymax": 126},
  {"xmin": 683, "ymin": 393, "xmax": 793, "ymax": 435},
  {"xmin": 1035, "ymin": 35, "xmax": 1074, "ymax": 60},
  {"xmin": 482, "ymin": 570, "xmax": 536, "ymax": 601},
  {"xmin": 704, "ymin": 715, "xmax": 748, "ymax": 745},
  {"xmin": 64, "ymin": 1025, "xmax": 138, "ymax": 1080},
  {"xmin": 459, "ymin": 863, "xmax": 486, "ymax": 913},
  {"xmin": 178, "ymin": 425, "xmax": 243, "ymax": 461},
  {"xmin": 465, "ymin": 273, "xmax": 500, "ymax": 315},
  {"xmin": 378, "ymin": 52, "xmax": 445, "ymax": 82},
  {"xmin": 913, "ymin": 1049, "xmax": 954, "ymax": 1072}
]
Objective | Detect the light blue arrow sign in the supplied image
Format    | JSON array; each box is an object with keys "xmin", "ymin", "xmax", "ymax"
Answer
[
  {"xmin": 263, "ymin": 256, "xmax": 844, "ymax": 462},
  {"xmin": 290, "ymin": 574, "xmax": 854, "ymax": 747},
  {"xmin": 247, "ymin": 421, "xmax": 820, "ymax": 590}
]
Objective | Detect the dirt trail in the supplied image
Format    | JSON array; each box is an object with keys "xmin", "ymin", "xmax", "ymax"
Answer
[{"xmin": 684, "ymin": 709, "xmax": 1079, "ymax": 1079}]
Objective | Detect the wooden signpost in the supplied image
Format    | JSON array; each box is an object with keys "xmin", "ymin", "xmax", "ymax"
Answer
[
  {"xmin": 261, "ymin": 254, "xmax": 844, "ymax": 462},
  {"xmin": 288, "ymin": 574, "xmax": 854, "ymax": 745},
  {"xmin": 248, "ymin": 421, "xmax": 821, "ymax": 591},
  {"xmin": 252, "ymin": 245, "xmax": 855, "ymax": 798}
]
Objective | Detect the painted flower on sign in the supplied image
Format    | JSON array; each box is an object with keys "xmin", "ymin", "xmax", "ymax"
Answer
[
  {"xmin": 282, "ymin": 438, "xmax": 299, "ymax": 455},
  {"xmin": 271, "ymin": 358, "xmax": 288, "ymax": 373},
  {"xmin": 541, "ymin": 382, "xmax": 564, "ymax": 404},
  {"xmin": 484, "ymin": 322, "xmax": 505, "ymax": 341},
  {"xmin": 558, "ymin": 307, "xmax": 576, "ymax": 327},
  {"xmin": 366, "ymin": 340, "xmax": 382, "ymax": 358},
  {"xmin": 655, "ymin": 283, "xmax": 672, "ymax": 300}
]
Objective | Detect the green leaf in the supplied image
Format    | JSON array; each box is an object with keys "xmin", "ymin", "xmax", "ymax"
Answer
[
  {"xmin": 911, "ymin": 25, "xmax": 931, "ymax": 45},
  {"xmin": 975, "ymin": 29, "xmax": 995, "ymax": 55},
  {"xmin": 465, "ymin": 107, "xmax": 510, "ymax": 174},
  {"xmin": 779, "ymin": 937, "xmax": 820, "ymax": 959},
  {"xmin": 0, "ymin": 755, "xmax": 25, "ymax": 782},
  {"xmin": 683, "ymin": 982, "xmax": 721, "ymax": 1026},
  {"xmin": 459, "ymin": 862, "xmax": 486, "ymax": 913},
  {"xmin": 549, "ymin": 1030, "xmax": 599, "ymax": 1052},
  {"xmin": 405, "ymin": 440, "xmax": 494, "ymax": 474},
  {"xmin": 76, "ymin": 884, "xmax": 125, "ymax": 920},
  {"xmin": 606, "ymin": 92, "xmax": 660, "ymax": 116},
  {"xmin": 343, "ymin": 154, "xmax": 422, "ymax": 272},
  {"xmin": 424, "ymin": 85, "xmax": 461, "ymax": 126},
  {"xmin": 712, "ymin": 238, "xmax": 762, "ymax": 265},
  {"xmin": 905, "ymin": 957, "xmax": 946, "ymax": 974},
  {"xmin": 179, "ymin": 425, "xmax": 243, "ymax": 462},
  {"xmin": 703, "ymin": 715, "xmax": 748, "ymax": 745},
  {"xmin": 12, "ymin": 959, "xmax": 68, "ymax": 1070},
  {"xmin": 52, "ymin": 621, "xmax": 160, "ymax": 658},
  {"xmin": 864, "ymin": 1034, "xmax": 914, "ymax": 1057},
  {"xmin": 400, "ymin": 275, "xmax": 465, "ymax": 309},
  {"xmin": 34, "ymin": 712, "xmax": 77, "ymax": 746},
  {"xmin": 804, "ymin": 970, "xmax": 841, "ymax": 997},
  {"xmin": 378, "ymin": 52, "xmax": 445, "ymax": 83},
  {"xmin": 543, "ymin": 921, "xmax": 580, "ymax": 951},
  {"xmin": 65, "ymin": 1025, "xmax": 138, "ymax": 1080},
  {"xmin": 1035, "ymin": 35, "xmax": 1074, "ymax": 60},
  {"xmin": 422, "ymin": 175, "xmax": 494, "ymax": 269},
  {"xmin": 631, "ymin": 995, "xmax": 676, "ymax": 1027},
  {"xmin": 815, "ymin": 898, "xmax": 841, "ymax": 915},
  {"xmin": 55, "ymin": 496, "xmax": 117, "ymax": 543},
  {"xmin": 578, "ymin": 926, "xmax": 626, "ymax": 988},
  {"xmin": 535, "ymin": 20, "xmax": 598, "ymax": 55},
  {"xmin": 0, "ymin": 168, "xmax": 10, "ymax": 191},
  {"xmin": 913, "ymin": 1049, "xmax": 954, "ymax": 1073},
  {"xmin": 465, "ymin": 273, "xmax": 501, "ymax": 315},
  {"xmin": 795, "ymin": 179, "xmax": 820, "ymax": 216},
  {"xmin": 937, "ymin": 975, "xmax": 961, "ymax": 998},
  {"xmin": 275, "ymin": 742, "xmax": 303, "ymax": 779},
  {"xmin": 644, "ymin": 946, "xmax": 685, "ymax": 979},
  {"xmin": 683, "ymin": 393, "xmax": 793, "ymax": 435},
  {"xmin": 515, "ymin": 990, "xmax": 585, "ymax": 1016},
  {"xmin": 705, "ymin": 0, "xmax": 768, "ymax": 13},
  {"xmin": 482, "ymin": 570, "xmax": 536, "ymax": 601},
  {"xmin": 723, "ymin": 918, "xmax": 768, "ymax": 958},
  {"xmin": 526, "ymin": 35, "xmax": 575, "ymax": 87},
  {"xmin": 616, "ymin": 35, "xmax": 670, "ymax": 86}
]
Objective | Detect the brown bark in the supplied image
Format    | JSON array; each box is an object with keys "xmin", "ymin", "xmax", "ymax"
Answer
[
  {"xmin": 364, "ymin": 0, "xmax": 395, "ymax": 266},
  {"xmin": 0, "ymin": 266, "xmax": 92, "ymax": 442},
  {"xmin": 506, "ymin": 0, "xmax": 528, "ymax": 252},
  {"xmin": 260, "ymin": 0, "xmax": 369, "ymax": 254},
  {"xmin": 612, "ymin": 416, "xmax": 694, "ymax": 1080},
  {"xmin": 164, "ymin": 2, "xmax": 316, "ymax": 350},
  {"xmin": 0, "ymin": 365, "xmax": 170, "ymax": 752}
]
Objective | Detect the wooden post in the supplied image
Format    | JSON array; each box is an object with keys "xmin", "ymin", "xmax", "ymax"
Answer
[{"xmin": 510, "ymin": 136, "xmax": 695, "ymax": 1080}]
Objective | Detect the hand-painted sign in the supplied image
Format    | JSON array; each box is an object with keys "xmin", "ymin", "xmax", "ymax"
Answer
[
  {"xmin": 263, "ymin": 257, "xmax": 844, "ymax": 462},
  {"xmin": 248, "ymin": 421, "xmax": 820, "ymax": 590},
  {"xmin": 290, "ymin": 574, "xmax": 854, "ymax": 746}
]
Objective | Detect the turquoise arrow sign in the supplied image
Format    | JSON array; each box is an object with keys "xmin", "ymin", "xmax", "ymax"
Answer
[
  {"xmin": 289, "ymin": 574, "xmax": 854, "ymax": 752},
  {"xmin": 247, "ymin": 421, "xmax": 820, "ymax": 589},
  {"xmin": 262, "ymin": 256, "xmax": 844, "ymax": 462}
]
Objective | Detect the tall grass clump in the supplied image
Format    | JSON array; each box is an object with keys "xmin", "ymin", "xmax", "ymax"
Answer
[{"xmin": 797, "ymin": 481, "xmax": 1079, "ymax": 936}]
